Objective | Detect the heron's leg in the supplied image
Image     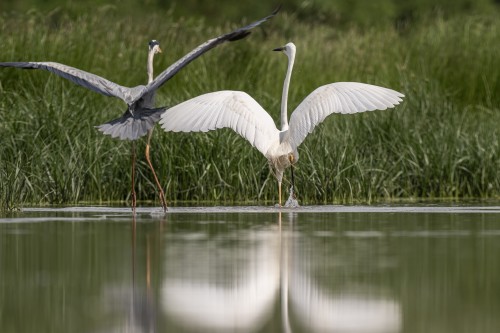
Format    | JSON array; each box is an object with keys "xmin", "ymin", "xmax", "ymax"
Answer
[
  {"xmin": 145, "ymin": 128, "xmax": 168, "ymax": 212},
  {"xmin": 290, "ymin": 165, "xmax": 296, "ymax": 199},
  {"xmin": 131, "ymin": 142, "xmax": 137, "ymax": 214}
]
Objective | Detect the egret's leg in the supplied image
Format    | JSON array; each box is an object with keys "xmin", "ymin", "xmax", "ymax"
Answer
[
  {"xmin": 290, "ymin": 165, "xmax": 296, "ymax": 199},
  {"xmin": 131, "ymin": 142, "xmax": 137, "ymax": 214},
  {"xmin": 145, "ymin": 128, "xmax": 168, "ymax": 212},
  {"xmin": 278, "ymin": 181, "xmax": 282, "ymax": 207}
]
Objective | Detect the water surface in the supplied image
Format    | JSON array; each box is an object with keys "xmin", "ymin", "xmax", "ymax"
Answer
[{"xmin": 1, "ymin": 205, "xmax": 500, "ymax": 332}]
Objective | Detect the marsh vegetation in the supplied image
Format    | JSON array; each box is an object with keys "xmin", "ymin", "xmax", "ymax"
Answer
[{"xmin": 0, "ymin": 1, "xmax": 499, "ymax": 209}]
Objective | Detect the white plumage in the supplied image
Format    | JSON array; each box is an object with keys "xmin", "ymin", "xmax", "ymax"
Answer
[{"xmin": 160, "ymin": 42, "xmax": 404, "ymax": 205}]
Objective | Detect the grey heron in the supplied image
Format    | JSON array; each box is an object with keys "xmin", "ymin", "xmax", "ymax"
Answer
[
  {"xmin": 159, "ymin": 42, "xmax": 404, "ymax": 206},
  {"xmin": 0, "ymin": 8, "xmax": 279, "ymax": 213}
]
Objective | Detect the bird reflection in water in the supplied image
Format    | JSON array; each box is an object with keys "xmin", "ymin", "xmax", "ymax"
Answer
[
  {"xmin": 161, "ymin": 216, "xmax": 280, "ymax": 332},
  {"xmin": 100, "ymin": 216, "xmax": 164, "ymax": 333},
  {"xmin": 128, "ymin": 216, "xmax": 157, "ymax": 333},
  {"xmin": 161, "ymin": 212, "xmax": 401, "ymax": 333}
]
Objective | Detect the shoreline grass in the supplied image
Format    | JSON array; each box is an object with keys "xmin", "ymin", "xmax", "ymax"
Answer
[{"xmin": 1, "ymin": 8, "xmax": 499, "ymax": 210}]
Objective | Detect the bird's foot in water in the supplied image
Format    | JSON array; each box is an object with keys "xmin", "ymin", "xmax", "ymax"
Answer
[
  {"xmin": 284, "ymin": 186, "xmax": 300, "ymax": 208},
  {"xmin": 159, "ymin": 191, "xmax": 168, "ymax": 213},
  {"xmin": 131, "ymin": 191, "xmax": 137, "ymax": 214},
  {"xmin": 274, "ymin": 186, "xmax": 299, "ymax": 208},
  {"xmin": 150, "ymin": 208, "xmax": 167, "ymax": 216}
]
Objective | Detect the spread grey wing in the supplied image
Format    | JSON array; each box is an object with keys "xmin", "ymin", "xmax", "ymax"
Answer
[
  {"xmin": 142, "ymin": 7, "xmax": 279, "ymax": 97},
  {"xmin": 0, "ymin": 61, "xmax": 140, "ymax": 104}
]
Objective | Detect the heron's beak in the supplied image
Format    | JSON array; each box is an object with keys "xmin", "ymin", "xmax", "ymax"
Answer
[
  {"xmin": 273, "ymin": 46, "xmax": 285, "ymax": 52},
  {"xmin": 158, "ymin": 47, "xmax": 162, "ymax": 53},
  {"xmin": 288, "ymin": 154, "xmax": 294, "ymax": 163}
]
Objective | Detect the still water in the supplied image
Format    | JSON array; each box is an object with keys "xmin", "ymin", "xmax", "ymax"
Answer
[{"xmin": 1, "ymin": 205, "xmax": 500, "ymax": 333}]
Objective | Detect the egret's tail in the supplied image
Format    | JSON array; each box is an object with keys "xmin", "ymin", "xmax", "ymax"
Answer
[{"xmin": 96, "ymin": 107, "xmax": 168, "ymax": 141}]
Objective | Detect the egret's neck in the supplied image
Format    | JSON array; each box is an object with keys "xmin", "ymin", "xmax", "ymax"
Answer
[
  {"xmin": 147, "ymin": 51, "xmax": 155, "ymax": 83},
  {"xmin": 280, "ymin": 49, "xmax": 295, "ymax": 131}
]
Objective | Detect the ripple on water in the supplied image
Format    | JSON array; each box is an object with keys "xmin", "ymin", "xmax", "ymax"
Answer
[{"xmin": 0, "ymin": 205, "xmax": 498, "ymax": 225}]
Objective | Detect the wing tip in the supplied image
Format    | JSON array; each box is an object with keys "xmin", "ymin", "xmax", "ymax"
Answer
[
  {"xmin": 229, "ymin": 4, "xmax": 280, "ymax": 39},
  {"xmin": 271, "ymin": 4, "xmax": 282, "ymax": 16}
]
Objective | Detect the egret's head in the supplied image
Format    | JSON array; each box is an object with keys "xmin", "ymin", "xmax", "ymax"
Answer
[
  {"xmin": 273, "ymin": 42, "xmax": 296, "ymax": 58},
  {"xmin": 148, "ymin": 40, "xmax": 162, "ymax": 54}
]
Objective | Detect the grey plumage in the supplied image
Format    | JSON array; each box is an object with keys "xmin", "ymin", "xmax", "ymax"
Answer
[
  {"xmin": 97, "ymin": 107, "xmax": 167, "ymax": 140},
  {"xmin": 0, "ymin": 7, "xmax": 279, "ymax": 140}
]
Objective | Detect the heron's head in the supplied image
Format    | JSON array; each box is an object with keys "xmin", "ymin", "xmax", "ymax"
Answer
[
  {"xmin": 148, "ymin": 40, "xmax": 162, "ymax": 54},
  {"xmin": 273, "ymin": 42, "xmax": 296, "ymax": 58}
]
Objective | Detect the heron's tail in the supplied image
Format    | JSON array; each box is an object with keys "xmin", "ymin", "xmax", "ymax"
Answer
[{"xmin": 96, "ymin": 107, "xmax": 168, "ymax": 141}]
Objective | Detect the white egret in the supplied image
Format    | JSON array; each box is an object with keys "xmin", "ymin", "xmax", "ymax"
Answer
[
  {"xmin": 0, "ymin": 9, "xmax": 278, "ymax": 212},
  {"xmin": 160, "ymin": 42, "xmax": 404, "ymax": 206}
]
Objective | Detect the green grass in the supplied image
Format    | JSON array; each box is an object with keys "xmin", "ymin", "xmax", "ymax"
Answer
[{"xmin": 0, "ymin": 8, "xmax": 499, "ymax": 210}]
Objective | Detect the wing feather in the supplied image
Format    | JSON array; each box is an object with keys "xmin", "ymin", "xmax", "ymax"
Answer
[
  {"xmin": 160, "ymin": 91, "xmax": 280, "ymax": 156},
  {"xmin": 286, "ymin": 82, "xmax": 404, "ymax": 149},
  {"xmin": 142, "ymin": 8, "xmax": 279, "ymax": 97},
  {"xmin": 0, "ymin": 61, "xmax": 140, "ymax": 104},
  {"xmin": 1, "ymin": 8, "xmax": 279, "ymax": 106}
]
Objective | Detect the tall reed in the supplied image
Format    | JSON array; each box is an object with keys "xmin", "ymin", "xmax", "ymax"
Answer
[{"xmin": 0, "ymin": 9, "xmax": 499, "ymax": 209}]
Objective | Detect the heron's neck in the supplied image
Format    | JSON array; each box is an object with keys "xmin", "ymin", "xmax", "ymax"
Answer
[
  {"xmin": 147, "ymin": 51, "xmax": 155, "ymax": 83},
  {"xmin": 280, "ymin": 49, "xmax": 295, "ymax": 131}
]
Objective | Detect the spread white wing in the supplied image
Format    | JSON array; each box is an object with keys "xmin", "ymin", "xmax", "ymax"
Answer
[
  {"xmin": 160, "ymin": 91, "xmax": 280, "ymax": 156},
  {"xmin": 285, "ymin": 82, "xmax": 404, "ymax": 150}
]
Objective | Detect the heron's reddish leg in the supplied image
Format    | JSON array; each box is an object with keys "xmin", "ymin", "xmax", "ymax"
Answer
[
  {"xmin": 131, "ymin": 142, "xmax": 137, "ymax": 214},
  {"xmin": 145, "ymin": 129, "xmax": 168, "ymax": 212}
]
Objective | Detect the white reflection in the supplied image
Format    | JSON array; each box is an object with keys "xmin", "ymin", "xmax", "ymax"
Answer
[
  {"xmin": 161, "ymin": 229, "xmax": 280, "ymax": 332},
  {"xmin": 285, "ymin": 213, "xmax": 401, "ymax": 333},
  {"xmin": 160, "ymin": 213, "xmax": 402, "ymax": 333},
  {"xmin": 289, "ymin": 271, "xmax": 401, "ymax": 332}
]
